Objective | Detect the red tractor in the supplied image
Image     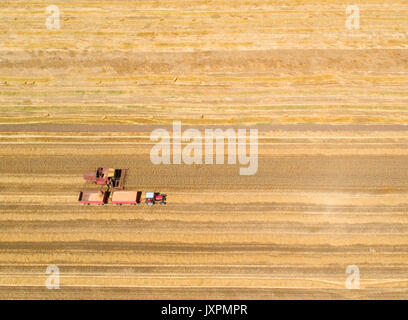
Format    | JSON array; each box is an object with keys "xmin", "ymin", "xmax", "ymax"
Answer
[
  {"xmin": 83, "ymin": 167, "xmax": 127, "ymax": 189},
  {"xmin": 145, "ymin": 192, "xmax": 167, "ymax": 205}
]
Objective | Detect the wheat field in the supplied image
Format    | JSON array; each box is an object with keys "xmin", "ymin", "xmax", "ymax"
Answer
[{"xmin": 0, "ymin": 0, "xmax": 408, "ymax": 299}]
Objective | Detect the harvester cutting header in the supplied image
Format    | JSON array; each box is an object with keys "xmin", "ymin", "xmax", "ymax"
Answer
[{"xmin": 78, "ymin": 167, "xmax": 166, "ymax": 206}]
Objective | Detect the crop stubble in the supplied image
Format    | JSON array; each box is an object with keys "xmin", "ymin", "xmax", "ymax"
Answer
[{"xmin": 0, "ymin": 0, "xmax": 408, "ymax": 299}]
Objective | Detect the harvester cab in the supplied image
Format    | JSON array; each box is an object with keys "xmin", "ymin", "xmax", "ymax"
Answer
[{"xmin": 145, "ymin": 192, "xmax": 167, "ymax": 205}]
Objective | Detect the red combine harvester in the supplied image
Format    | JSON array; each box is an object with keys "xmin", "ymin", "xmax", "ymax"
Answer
[
  {"xmin": 111, "ymin": 191, "xmax": 141, "ymax": 205},
  {"xmin": 145, "ymin": 192, "xmax": 167, "ymax": 205},
  {"xmin": 83, "ymin": 167, "xmax": 127, "ymax": 189},
  {"xmin": 78, "ymin": 190, "xmax": 108, "ymax": 205}
]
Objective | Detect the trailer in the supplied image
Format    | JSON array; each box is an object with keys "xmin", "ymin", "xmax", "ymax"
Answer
[
  {"xmin": 111, "ymin": 190, "xmax": 141, "ymax": 205},
  {"xmin": 78, "ymin": 190, "xmax": 108, "ymax": 205},
  {"xmin": 145, "ymin": 192, "xmax": 167, "ymax": 205},
  {"xmin": 83, "ymin": 167, "xmax": 127, "ymax": 189}
]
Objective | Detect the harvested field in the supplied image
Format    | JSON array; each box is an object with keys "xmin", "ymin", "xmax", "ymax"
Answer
[
  {"xmin": 1, "ymin": 127, "xmax": 408, "ymax": 299},
  {"xmin": 0, "ymin": 0, "xmax": 408, "ymax": 299}
]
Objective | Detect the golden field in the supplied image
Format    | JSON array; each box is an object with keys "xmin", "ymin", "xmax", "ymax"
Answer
[{"xmin": 0, "ymin": 0, "xmax": 408, "ymax": 299}]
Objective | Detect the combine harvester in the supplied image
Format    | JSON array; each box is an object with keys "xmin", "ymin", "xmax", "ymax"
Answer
[
  {"xmin": 78, "ymin": 167, "xmax": 166, "ymax": 206},
  {"xmin": 78, "ymin": 167, "xmax": 125, "ymax": 205},
  {"xmin": 83, "ymin": 167, "xmax": 127, "ymax": 189}
]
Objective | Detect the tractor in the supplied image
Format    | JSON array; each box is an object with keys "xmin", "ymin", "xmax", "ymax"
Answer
[{"xmin": 145, "ymin": 192, "xmax": 167, "ymax": 205}]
